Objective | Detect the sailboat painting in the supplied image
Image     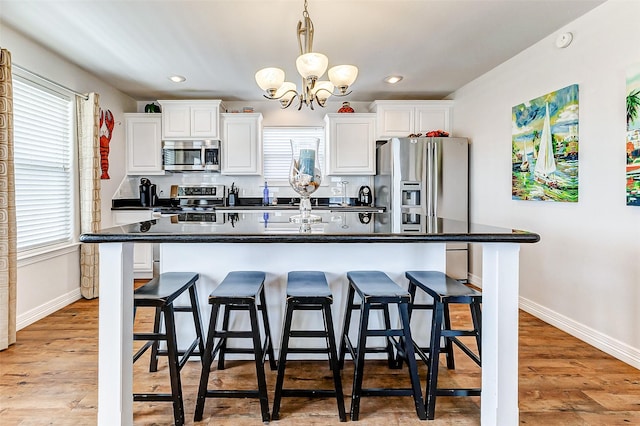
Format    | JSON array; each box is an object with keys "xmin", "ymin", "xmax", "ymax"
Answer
[
  {"xmin": 512, "ymin": 84, "xmax": 579, "ymax": 202},
  {"xmin": 626, "ymin": 63, "xmax": 640, "ymax": 206}
]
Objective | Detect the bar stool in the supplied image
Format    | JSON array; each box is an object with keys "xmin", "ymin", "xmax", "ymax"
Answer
[
  {"xmin": 133, "ymin": 271, "xmax": 205, "ymax": 426},
  {"xmin": 339, "ymin": 270, "xmax": 426, "ymax": 421},
  {"xmin": 272, "ymin": 271, "xmax": 346, "ymax": 422},
  {"xmin": 194, "ymin": 271, "xmax": 276, "ymax": 423},
  {"xmin": 405, "ymin": 270, "xmax": 482, "ymax": 420}
]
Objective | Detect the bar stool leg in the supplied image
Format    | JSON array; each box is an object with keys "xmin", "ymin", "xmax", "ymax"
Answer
[
  {"xmin": 259, "ymin": 285, "xmax": 277, "ymax": 371},
  {"xmin": 381, "ymin": 304, "xmax": 400, "ymax": 369},
  {"xmin": 188, "ymin": 285, "xmax": 206, "ymax": 361},
  {"xmin": 272, "ymin": 299, "xmax": 294, "ymax": 421},
  {"xmin": 217, "ymin": 304, "xmax": 232, "ymax": 370},
  {"xmin": 338, "ymin": 284, "xmax": 356, "ymax": 369},
  {"xmin": 443, "ymin": 303, "xmax": 456, "ymax": 370},
  {"xmin": 425, "ymin": 300, "xmax": 445, "ymax": 420},
  {"xmin": 149, "ymin": 306, "xmax": 162, "ymax": 372},
  {"xmin": 249, "ymin": 300, "xmax": 271, "ymax": 423},
  {"xmin": 350, "ymin": 302, "xmax": 371, "ymax": 421},
  {"xmin": 162, "ymin": 304, "xmax": 185, "ymax": 426},
  {"xmin": 471, "ymin": 300, "xmax": 482, "ymax": 359},
  {"xmin": 322, "ymin": 303, "xmax": 347, "ymax": 422},
  {"xmin": 398, "ymin": 301, "xmax": 427, "ymax": 420},
  {"xmin": 194, "ymin": 303, "xmax": 220, "ymax": 422},
  {"xmin": 395, "ymin": 280, "xmax": 418, "ymax": 370}
]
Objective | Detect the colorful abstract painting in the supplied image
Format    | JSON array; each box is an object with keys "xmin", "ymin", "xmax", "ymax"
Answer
[
  {"xmin": 512, "ymin": 84, "xmax": 579, "ymax": 202},
  {"xmin": 626, "ymin": 63, "xmax": 640, "ymax": 206}
]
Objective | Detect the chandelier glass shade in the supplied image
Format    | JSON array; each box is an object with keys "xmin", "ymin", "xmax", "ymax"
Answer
[{"xmin": 254, "ymin": 0, "xmax": 358, "ymax": 110}]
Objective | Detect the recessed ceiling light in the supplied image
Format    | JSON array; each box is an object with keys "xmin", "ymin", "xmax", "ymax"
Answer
[
  {"xmin": 384, "ymin": 75, "xmax": 403, "ymax": 84},
  {"xmin": 169, "ymin": 75, "xmax": 186, "ymax": 83}
]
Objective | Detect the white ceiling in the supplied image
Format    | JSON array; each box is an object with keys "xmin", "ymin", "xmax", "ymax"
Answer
[{"xmin": 0, "ymin": 0, "xmax": 605, "ymax": 102}]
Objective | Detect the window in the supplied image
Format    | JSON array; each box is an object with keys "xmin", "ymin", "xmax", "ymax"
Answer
[
  {"xmin": 13, "ymin": 76, "xmax": 75, "ymax": 252},
  {"xmin": 262, "ymin": 127, "xmax": 325, "ymax": 183}
]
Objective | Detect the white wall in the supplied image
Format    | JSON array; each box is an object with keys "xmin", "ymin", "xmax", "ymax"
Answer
[
  {"xmin": 451, "ymin": 0, "xmax": 640, "ymax": 368},
  {"xmin": 1, "ymin": 25, "xmax": 136, "ymax": 328}
]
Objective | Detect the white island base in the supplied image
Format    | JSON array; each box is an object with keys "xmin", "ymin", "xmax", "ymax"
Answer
[{"xmin": 99, "ymin": 241, "xmax": 520, "ymax": 425}]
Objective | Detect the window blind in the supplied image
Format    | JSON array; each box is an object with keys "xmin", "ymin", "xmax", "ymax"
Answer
[
  {"xmin": 13, "ymin": 77, "xmax": 74, "ymax": 251},
  {"xmin": 262, "ymin": 127, "xmax": 325, "ymax": 183}
]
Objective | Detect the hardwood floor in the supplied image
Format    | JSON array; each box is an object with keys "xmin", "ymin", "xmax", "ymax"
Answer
[{"xmin": 1, "ymin": 297, "xmax": 639, "ymax": 425}]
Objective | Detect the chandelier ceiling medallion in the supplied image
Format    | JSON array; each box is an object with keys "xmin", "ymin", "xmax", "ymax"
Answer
[{"xmin": 255, "ymin": 0, "xmax": 358, "ymax": 110}]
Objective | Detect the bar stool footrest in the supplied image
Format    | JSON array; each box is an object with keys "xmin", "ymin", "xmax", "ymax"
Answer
[
  {"xmin": 134, "ymin": 393, "xmax": 176, "ymax": 402},
  {"xmin": 437, "ymin": 388, "xmax": 482, "ymax": 397},
  {"xmin": 285, "ymin": 347, "xmax": 332, "ymax": 355},
  {"xmin": 360, "ymin": 388, "xmax": 418, "ymax": 397},
  {"xmin": 280, "ymin": 389, "xmax": 340, "ymax": 398},
  {"xmin": 205, "ymin": 390, "xmax": 263, "ymax": 398}
]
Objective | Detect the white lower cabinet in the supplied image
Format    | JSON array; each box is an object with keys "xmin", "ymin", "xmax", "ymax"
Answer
[
  {"xmin": 112, "ymin": 210, "xmax": 154, "ymax": 279},
  {"xmin": 324, "ymin": 113, "xmax": 376, "ymax": 175}
]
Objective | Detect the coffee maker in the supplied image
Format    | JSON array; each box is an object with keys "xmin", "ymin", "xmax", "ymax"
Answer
[
  {"xmin": 357, "ymin": 185, "xmax": 372, "ymax": 206},
  {"xmin": 139, "ymin": 178, "xmax": 157, "ymax": 207}
]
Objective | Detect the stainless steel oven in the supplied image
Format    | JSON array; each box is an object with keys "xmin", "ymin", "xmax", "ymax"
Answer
[{"xmin": 162, "ymin": 140, "xmax": 220, "ymax": 171}]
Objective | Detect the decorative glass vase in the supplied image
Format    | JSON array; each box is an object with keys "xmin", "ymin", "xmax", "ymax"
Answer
[{"xmin": 289, "ymin": 137, "xmax": 322, "ymax": 227}]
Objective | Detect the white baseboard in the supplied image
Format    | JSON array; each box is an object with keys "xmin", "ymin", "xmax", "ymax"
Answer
[
  {"xmin": 16, "ymin": 288, "xmax": 82, "ymax": 331},
  {"xmin": 519, "ymin": 296, "xmax": 640, "ymax": 370},
  {"xmin": 468, "ymin": 272, "xmax": 482, "ymax": 288},
  {"xmin": 468, "ymin": 273, "xmax": 639, "ymax": 369}
]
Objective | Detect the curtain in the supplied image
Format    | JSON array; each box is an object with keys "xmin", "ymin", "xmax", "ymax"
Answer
[
  {"xmin": 77, "ymin": 93, "xmax": 101, "ymax": 299},
  {"xmin": 0, "ymin": 49, "xmax": 17, "ymax": 350}
]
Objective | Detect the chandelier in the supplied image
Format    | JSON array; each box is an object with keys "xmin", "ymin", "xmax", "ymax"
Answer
[{"xmin": 254, "ymin": 0, "xmax": 358, "ymax": 110}]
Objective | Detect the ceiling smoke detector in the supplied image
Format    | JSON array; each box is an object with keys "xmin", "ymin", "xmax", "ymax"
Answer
[{"xmin": 555, "ymin": 32, "xmax": 573, "ymax": 49}]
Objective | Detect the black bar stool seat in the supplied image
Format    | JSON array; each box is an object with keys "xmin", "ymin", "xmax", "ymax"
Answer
[
  {"xmin": 339, "ymin": 271, "xmax": 426, "ymax": 421},
  {"xmin": 405, "ymin": 270, "xmax": 482, "ymax": 420},
  {"xmin": 194, "ymin": 271, "xmax": 276, "ymax": 423},
  {"xmin": 272, "ymin": 271, "xmax": 346, "ymax": 422},
  {"xmin": 133, "ymin": 271, "xmax": 205, "ymax": 426}
]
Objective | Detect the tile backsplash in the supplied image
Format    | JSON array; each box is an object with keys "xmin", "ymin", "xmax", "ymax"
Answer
[{"xmin": 114, "ymin": 173, "xmax": 373, "ymax": 203}]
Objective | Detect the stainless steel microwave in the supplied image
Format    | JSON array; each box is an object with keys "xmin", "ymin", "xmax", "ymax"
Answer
[{"xmin": 162, "ymin": 140, "xmax": 220, "ymax": 172}]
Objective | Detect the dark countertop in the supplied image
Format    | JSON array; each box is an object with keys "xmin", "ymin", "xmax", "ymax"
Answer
[{"xmin": 81, "ymin": 211, "xmax": 540, "ymax": 244}]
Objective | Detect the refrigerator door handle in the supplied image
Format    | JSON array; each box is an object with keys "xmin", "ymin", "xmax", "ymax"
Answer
[
  {"xmin": 432, "ymin": 139, "xmax": 440, "ymax": 217},
  {"xmin": 426, "ymin": 140, "xmax": 437, "ymax": 216}
]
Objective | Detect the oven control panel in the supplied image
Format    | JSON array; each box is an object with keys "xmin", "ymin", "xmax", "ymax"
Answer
[{"xmin": 170, "ymin": 184, "xmax": 226, "ymax": 199}]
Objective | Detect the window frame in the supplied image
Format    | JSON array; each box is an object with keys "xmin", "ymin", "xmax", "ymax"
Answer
[
  {"xmin": 262, "ymin": 126, "xmax": 326, "ymax": 186},
  {"xmin": 12, "ymin": 72, "xmax": 80, "ymax": 259}
]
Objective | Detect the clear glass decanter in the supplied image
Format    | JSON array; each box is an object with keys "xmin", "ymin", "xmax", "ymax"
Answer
[{"xmin": 289, "ymin": 137, "xmax": 322, "ymax": 227}]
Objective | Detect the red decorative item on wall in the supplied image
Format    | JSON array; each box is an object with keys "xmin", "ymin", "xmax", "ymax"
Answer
[{"xmin": 99, "ymin": 109, "xmax": 114, "ymax": 179}]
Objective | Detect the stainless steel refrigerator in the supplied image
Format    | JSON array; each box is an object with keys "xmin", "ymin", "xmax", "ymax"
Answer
[{"xmin": 374, "ymin": 137, "xmax": 469, "ymax": 281}]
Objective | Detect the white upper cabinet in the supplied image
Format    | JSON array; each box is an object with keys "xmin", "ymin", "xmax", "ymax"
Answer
[
  {"xmin": 124, "ymin": 113, "xmax": 163, "ymax": 174},
  {"xmin": 324, "ymin": 113, "xmax": 376, "ymax": 175},
  {"xmin": 158, "ymin": 100, "xmax": 224, "ymax": 139},
  {"xmin": 369, "ymin": 100, "xmax": 453, "ymax": 138},
  {"xmin": 221, "ymin": 113, "xmax": 263, "ymax": 175}
]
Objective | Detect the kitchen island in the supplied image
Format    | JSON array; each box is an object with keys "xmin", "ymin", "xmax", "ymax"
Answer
[{"xmin": 80, "ymin": 211, "xmax": 539, "ymax": 425}]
